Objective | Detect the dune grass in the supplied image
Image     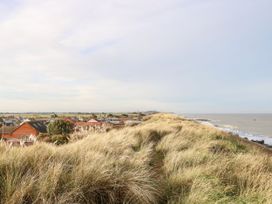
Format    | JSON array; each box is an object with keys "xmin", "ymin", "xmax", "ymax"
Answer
[{"xmin": 0, "ymin": 114, "xmax": 271, "ymax": 204}]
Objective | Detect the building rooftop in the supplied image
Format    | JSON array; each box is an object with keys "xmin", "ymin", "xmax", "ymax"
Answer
[{"xmin": 28, "ymin": 121, "xmax": 47, "ymax": 133}]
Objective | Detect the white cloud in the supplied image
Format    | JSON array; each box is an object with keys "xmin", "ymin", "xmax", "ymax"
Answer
[{"xmin": 0, "ymin": 0, "xmax": 271, "ymax": 112}]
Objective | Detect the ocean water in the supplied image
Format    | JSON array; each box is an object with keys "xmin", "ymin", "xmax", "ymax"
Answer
[{"xmin": 183, "ymin": 114, "xmax": 272, "ymax": 146}]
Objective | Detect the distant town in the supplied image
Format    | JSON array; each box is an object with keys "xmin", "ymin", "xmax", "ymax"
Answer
[{"xmin": 0, "ymin": 111, "xmax": 158, "ymax": 146}]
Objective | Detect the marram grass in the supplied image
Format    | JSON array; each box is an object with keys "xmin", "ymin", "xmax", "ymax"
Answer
[{"xmin": 0, "ymin": 114, "xmax": 271, "ymax": 204}]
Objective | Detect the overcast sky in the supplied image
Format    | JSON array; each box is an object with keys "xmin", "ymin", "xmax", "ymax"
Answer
[{"xmin": 0, "ymin": 0, "xmax": 271, "ymax": 113}]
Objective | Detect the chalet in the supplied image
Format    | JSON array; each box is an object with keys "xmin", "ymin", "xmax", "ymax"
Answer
[{"xmin": 2, "ymin": 121, "xmax": 47, "ymax": 140}]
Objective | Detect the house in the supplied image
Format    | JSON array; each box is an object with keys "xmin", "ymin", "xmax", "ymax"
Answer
[
  {"xmin": 3, "ymin": 119, "xmax": 17, "ymax": 126},
  {"xmin": 2, "ymin": 121, "xmax": 47, "ymax": 140}
]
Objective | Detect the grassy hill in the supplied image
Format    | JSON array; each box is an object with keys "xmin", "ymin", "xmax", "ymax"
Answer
[{"xmin": 0, "ymin": 114, "xmax": 271, "ymax": 204}]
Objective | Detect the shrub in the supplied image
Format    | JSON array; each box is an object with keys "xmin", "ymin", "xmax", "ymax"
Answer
[{"xmin": 48, "ymin": 120, "xmax": 74, "ymax": 136}]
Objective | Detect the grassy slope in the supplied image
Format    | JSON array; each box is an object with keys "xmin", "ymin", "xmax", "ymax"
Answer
[{"xmin": 0, "ymin": 114, "xmax": 271, "ymax": 204}]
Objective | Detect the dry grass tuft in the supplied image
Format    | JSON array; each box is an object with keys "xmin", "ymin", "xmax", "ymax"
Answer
[{"xmin": 0, "ymin": 113, "xmax": 271, "ymax": 204}]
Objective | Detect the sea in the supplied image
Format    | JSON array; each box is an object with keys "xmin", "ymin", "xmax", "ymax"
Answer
[{"xmin": 182, "ymin": 114, "xmax": 272, "ymax": 146}]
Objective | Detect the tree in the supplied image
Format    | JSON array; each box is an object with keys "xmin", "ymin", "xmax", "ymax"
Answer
[{"xmin": 47, "ymin": 120, "xmax": 74, "ymax": 136}]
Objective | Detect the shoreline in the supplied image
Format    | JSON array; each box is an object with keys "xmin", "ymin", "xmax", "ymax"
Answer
[{"xmin": 188, "ymin": 117, "xmax": 272, "ymax": 149}]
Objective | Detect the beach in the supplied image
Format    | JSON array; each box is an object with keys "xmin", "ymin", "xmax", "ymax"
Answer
[{"xmin": 183, "ymin": 114, "xmax": 272, "ymax": 146}]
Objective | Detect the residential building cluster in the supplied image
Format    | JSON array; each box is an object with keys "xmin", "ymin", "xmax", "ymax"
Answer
[{"xmin": 0, "ymin": 112, "xmax": 151, "ymax": 146}]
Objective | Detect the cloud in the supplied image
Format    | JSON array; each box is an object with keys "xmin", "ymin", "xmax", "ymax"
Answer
[{"xmin": 0, "ymin": 0, "xmax": 271, "ymax": 112}]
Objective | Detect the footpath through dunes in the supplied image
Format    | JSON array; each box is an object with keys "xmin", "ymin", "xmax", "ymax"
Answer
[{"xmin": 0, "ymin": 114, "xmax": 271, "ymax": 204}]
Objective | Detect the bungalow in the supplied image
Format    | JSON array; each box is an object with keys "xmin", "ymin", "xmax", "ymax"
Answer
[{"xmin": 2, "ymin": 121, "xmax": 47, "ymax": 141}]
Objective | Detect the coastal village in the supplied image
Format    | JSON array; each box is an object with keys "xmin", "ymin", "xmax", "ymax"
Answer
[{"xmin": 0, "ymin": 112, "xmax": 155, "ymax": 146}]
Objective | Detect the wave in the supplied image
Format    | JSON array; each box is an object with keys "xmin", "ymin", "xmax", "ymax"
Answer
[
  {"xmin": 191, "ymin": 118, "xmax": 272, "ymax": 147},
  {"xmin": 217, "ymin": 126, "xmax": 272, "ymax": 146}
]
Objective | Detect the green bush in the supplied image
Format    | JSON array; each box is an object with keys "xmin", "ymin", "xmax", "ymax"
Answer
[{"xmin": 47, "ymin": 120, "xmax": 74, "ymax": 136}]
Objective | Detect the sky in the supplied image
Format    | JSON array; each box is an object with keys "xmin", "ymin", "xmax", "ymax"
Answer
[{"xmin": 0, "ymin": 0, "xmax": 271, "ymax": 113}]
